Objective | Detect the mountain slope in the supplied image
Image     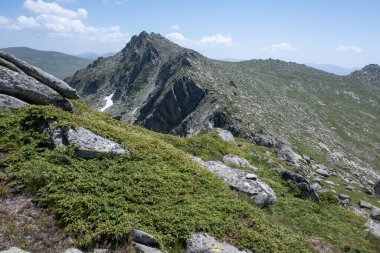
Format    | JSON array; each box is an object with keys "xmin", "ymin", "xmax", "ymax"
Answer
[
  {"xmin": 67, "ymin": 32, "xmax": 380, "ymax": 190},
  {"xmin": 1, "ymin": 47, "xmax": 93, "ymax": 80}
]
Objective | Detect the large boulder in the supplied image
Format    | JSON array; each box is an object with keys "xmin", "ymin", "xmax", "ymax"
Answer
[
  {"xmin": 132, "ymin": 243, "xmax": 162, "ymax": 253},
  {"xmin": 0, "ymin": 66, "xmax": 73, "ymax": 111},
  {"xmin": 0, "ymin": 248, "xmax": 30, "ymax": 253},
  {"xmin": 0, "ymin": 51, "xmax": 78, "ymax": 99},
  {"xmin": 365, "ymin": 219, "xmax": 380, "ymax": 238},
  {"xmin": 215, "ymin": 128, "xmax": 235, "ymax": 142},
  {"xmin": 278, "ymin": 144, "xmax": 302, "ymax": 167},
  {"xmin": 280, "ymin": 168, "xmax": 320, "ymax": 202},
  {"xmin": 223, "ymin": 154, "xmax": 257, "ymax": 171},
  {"xmin": 52, "ymin": 127, "xmax": 129, "ymax": 158},
  {"xmin": 0, "ymin": 94, "xmax": 27, "ymax": 109},
  {"xmin": 191, "ymin": 156, "xmax": 276, "ymax": 207},
  {"xmin": 131, "ymin": 230, "xmax": 160, "ymax": 249},
  {"xmin": 186, "ymin": 233, "xmax": 249, "ymax": 253}
]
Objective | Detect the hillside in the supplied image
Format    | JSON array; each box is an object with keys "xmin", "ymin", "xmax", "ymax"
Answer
[
  {"xmin": 67, "ymin": 32, "xmax": 380, "ymax": 193},
  {"xmin": 1, "ymin": 47, "xmax": 93, "ymax": 80}
]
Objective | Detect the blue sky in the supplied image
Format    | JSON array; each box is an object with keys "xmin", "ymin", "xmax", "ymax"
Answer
[{"xmin": 0, "ymin": 0, "xmax": 379, "ymax": 68}]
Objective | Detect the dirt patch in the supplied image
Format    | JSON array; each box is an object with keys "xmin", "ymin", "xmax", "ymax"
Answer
[{"xmin": 0, "ymin": 194, "xmax": 75, "ymax": 252}]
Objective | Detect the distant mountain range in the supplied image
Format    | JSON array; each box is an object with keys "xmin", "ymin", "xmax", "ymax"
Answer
[
  {"xmin": 0, "ymin": 47, "xmax": 93, "ymax": 80},
  {"xmin": 305, "ymin": 63, "xmax": 360, "ymax": 75},
  {"xmin": 76, "ymin": 52, "xmax": 115, "ymax": 60}
]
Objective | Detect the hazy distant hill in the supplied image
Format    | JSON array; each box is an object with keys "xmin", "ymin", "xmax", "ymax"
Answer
[
  {"xmin": 305, "ymin": 63, "xmax": 359, "ymax": 75},
  {"xmin": 76, "ymin": 52, "xmax": 115, "ymax": 60},
  {"xmin": 1, "ymin": 47, "xmax": 93, "ymax": 80}
]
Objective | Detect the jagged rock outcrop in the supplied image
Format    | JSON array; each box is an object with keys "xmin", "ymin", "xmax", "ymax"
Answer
[
  {"xmin": 52, "ymin": 127, "xmax": 129, "ymax": 158},
  {"xmin": 186, "ymin": 233, "xmax": 250, "ymax": 253},
  {"xmin": 0, "ymin": 51, "xmax": 77, "ymax": 111},
  {"xmin": 280, "ymin": 168, "xmax": 320, "ymax": 202},
  {"xmin": 191, "ymin": 156, "xmax": 276, "ymax": 207}
]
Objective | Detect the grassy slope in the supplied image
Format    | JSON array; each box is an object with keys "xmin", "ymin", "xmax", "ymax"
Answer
[
  {"xmin": 1, "ymin": 47, "xmax": 93, "ymax": 80},
  {"xmin": 0, "ymin": 102, "xmax": 379, "ymax": 252}
]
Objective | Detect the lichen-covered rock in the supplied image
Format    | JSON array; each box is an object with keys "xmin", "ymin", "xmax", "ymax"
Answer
[
  {"xmin": 0, "ymin": 66, "xmax": 73, "ymax": 111},
  {"xmin": 186, "ymin": 233, "xmax": 249, "ymax": 253},
  {"xmin": 191, "ymin": 156, "xmax": 276, "ymax": 207},
  {"xmin": 215, "ymin": 128, "xmax": 235, "ymax": 142},
  {"xmin": 52, "ymin": 127, "xmax": 129, "ymax": 158},
  {"xmin": 0, "ymin": 50, "xmax": 78, "ymax": 99},
  {"xmin": 132, "ymin": 243, "xmax": 162, "ymax": 253},
  {"xmin": 0, "ymin": 247, "xmax": 30, "ymax": 253},
  {"xmin": 280, "ymin": 168, "xmax": 320, "ymax": 202},
  {"xmin": 365, "ymin": 219, "xmax": 380, "ymax": 238},
  {"xmin": 223, "ymin": 154, "xmax": 257, "ymax": 171},
  {"xmin": 0, "ymin": 94, "xmax": 27, "ymax": 109}
]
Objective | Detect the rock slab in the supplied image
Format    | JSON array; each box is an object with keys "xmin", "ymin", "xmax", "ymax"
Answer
[
  {"xmin": 0, "ymin": 94, "xmax": 27, "ymax": 109},
  {"xmin": 192, "ymin": 156, "xmax": 276, "ymax": 207},
  {"xmin": 223, "ymin": 154, "xmax": 257, "ymax": 171},
  {"xmin": 186, "ymin": 233, "xmax": 249, "ymax": 253},
  {"xmin": 215, "ymin": 128, "xmax": 235, "ymax": 142}
]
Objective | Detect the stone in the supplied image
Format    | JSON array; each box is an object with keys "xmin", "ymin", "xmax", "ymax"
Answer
[
  {"xmin": 52, "ymin": 127, "xmax": 129, "ymax": 158},
  {"xmin": 132, "ymin": 243, "xmax": 162, "ymax": 253},
  {"xmin": 365, "ymin": 219, "xmax": 380, "ymax": 238},
  {"xmin": 223, "ymin": 154, "xmax": 258, "ymax": 171},
  {"xmin": 345, "ymin": 185, "xmax": 355, "ymax": 191},
  {"xmin": 280, "ymin": 168, "xmax": 320, "ymax": 202},
  {"xmin": 311, "ymin": 182, "xmax": 322, "ymax": 192},
  {"xmin": 0, "ymin": 66, "xmax": 73, "ymax": 111},
  {"xmin": 0, "ymin": 50, "xmax": 78, "ymax": 99},
  {"xmin": 302, "ymin": 155, "xmax": 311, "ymax": 163},
  {"xmin": 359, "ymin": 200, "xmax": 372, "ymax": 209},
  {"xmin": 186, "ymin": 233, "xmax": 249, "ymax": 253},
  {"xmin": 253, "ymin": 134, "xmax": 277, "ymax": 148},
  {"xmin": 339, "ymin": 194, "xmax": 351, "ymax": 200},
  {"xmin": 215, "ymin": 128, "xmax": 235, "ymax": 142},
  {"xmin": 370, "ymin": 209, "xmax": 380, "ymax": 221},
  {"xmin": 192, "ymin": 156, "xmax": 276, "ymax": 207},
  {"xmin": 64, "ymin": 249, "xmax": 83, "ymax": 253},
  {"xmin": 0, "ymin": 248, "xmax": 30, "ymax": 253},
  {"xmin": 338, "ymin": 194, "xmax": 351, "ymax": 206},
  {"xmin": 316, "ymin": 168, "xmax": 330, "ymax": 177},
  {"xmin": 278, "ymin": 145, "xmax": 302, "ymax": 167},
  {"xmin": 0, "ymin": 94, "xmax": 27, "ymax": 109},
  {"xmin": 375, "ymin": 180, "xmax": 380, "ymax": 196},
  {"xmin": 131, "ymin": 230, "xmax": 160, "ymax": 249},
  {"xmin": 94, "ymin": 250, "xmax": 108, "ymax": 253},
  {"xmin": 347, "ymin": 205, "xmax": 369, "ymax": 217},
  {"xmin": 245, "ymin": 173, "xmax": 257, "ymax": 180},
  {"xmin": 324, "ymin": 181, "xmax": 336, "ymax": 186},
  {"xmin": 362, "ymin": 187, "xmax": 373, "ymax": 195}
]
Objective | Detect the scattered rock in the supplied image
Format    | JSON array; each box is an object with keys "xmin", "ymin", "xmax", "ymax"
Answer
[
  {"xmin": 311, "ymin": 182, "xmax": 322, "ymax": 192},
  {"xmin": 362, "ymin": 187, "xmax": 373, "ymax": 196},
  {"xmin": 370, "ymin": 208, "xmax": 380, "ymax": 221},
  {"xmin": 278, "ymin": 144, "xmax": 302, "ymax": 167},
  {"xmin": 222, "ymin": 154, "xmax": 257, "ymax": 171},
  {"xmin": 253, "ymin": 134, "xmax": 277, "ymax": 148},
  {"xmin": 0, "ymin": 94, "xmax": 27, "ymax": 109},
  {"xmin": 347, "ymin": 205, "xmax": 369, "ymax": 217},
  {"xmin": 365, "ymin": 219, "xmax": 380, "ymax": 237},
  {"xmin": 132, "ymin": 243, "xmax": 162, "ymax": 253},
  {"xmin": 64, "ymin": 249, "xmax": 83, "ymax": 253},
  {"xmin": 186, "ymin": 233, "xmax": 249, "ymax": 253},
  {"xmin": 215, "ymin": 128, "xmax": 235, "ymax": 142},
  {"xmin": 338, "ymin": 194, "xmax": 351, "ymax": 206},
  {"xmin": 280, "ymin": 168, "xmax": 320, "ymax": 202},
  {"xmin": 375, "ymin": 180, "xmax": 380, "ymax": 196},
  {"xmin": 52, "ymin": 127, "xmax": 129, "ymax": 158},
  {"xmin": 131, "ymin": 230, "xmax": 160, "ymax": 249},
  {"xmin": 93, "ymin": 250, "xmax": 108, "ymax": 253},
  {"xmin": 316, "ymin": 168, "xmax": 330, "ymax": 177},
  {"xmin": 345, "ymin": 185, "xmax": 355, "ymax": 191},
  {"xmin": 191, "ymin": 156, "xmax": 276, "ymax": 207},
  {"xmin": 0, "ymin": 248, "xmax": 30, "ymax": 253},
  {"xmin": 302, "ymin": 155, "xmax": 311, "ymax": 164},
  {"xmin": 324, "ymin": 181, "xmax": 336, "ymax": 186},
  {"xmin": 359, "ymin": 200, "xmax": 372, "ymax": 209}
]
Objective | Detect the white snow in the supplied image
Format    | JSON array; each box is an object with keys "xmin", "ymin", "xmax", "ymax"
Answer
[{"xmin": 100, "ymin": 92, "xmax": 115, "ymax": 112}]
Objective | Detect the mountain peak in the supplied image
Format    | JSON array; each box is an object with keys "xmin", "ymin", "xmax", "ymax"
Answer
[{"xmin": 360, "ymin": 63, "xmax": 380, "ymax": 73}]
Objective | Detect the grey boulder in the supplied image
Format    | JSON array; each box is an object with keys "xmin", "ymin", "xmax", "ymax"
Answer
[
  {"xmin": 0, "ymin": 94, "xmax": 27, "ymax": 109},
  {"xmin": 280, "ymin": 168, "xmax": 320, "ymax": 202},
  {"xmin": 315, "ymin": 168, "xmax": 330, "ymax": 177},
  {"xmin": 131, "ymin": 230, "xmax": 160, "ymax": 249},
  {"xmin": 359, "ymin": 200, "xmax": 372, "ymax": 209},
  {"xmin": 365, "ymin": 219, "xmax": 380, "ymax": 238},
  {"xmin": 0, "ymin": 50, "xmax": 78, "ymax": 99},
  {"xmin": 0, "ymin": 66, "xmax": 73, "ymax": 111},
  {"xmin": 375, "ymin": 180, "xmax": 380, "ymax": 196},
  {"xmin": 338, "ymin": 194, "xmax": 351, "ymax": 206},
  {"xmin": 215, "ymin": 128, "xmax": 235, "ymax": 142},
  {"xmin": 278, "ymin": 145, "xmax": 302, "ymax": 167},
  {"xmin": 370, "ymin": 208, "xmax": 380, "ymax": 221},
  {"xmin": 223, "ymin": 154, "xmax": 257, "ymax": 171},
  {"xmin": 132, "ymin": 243, "xmax": 162, "ymax": 253},
  {"xmin": 192, "ymin": 156, "xmax": 276, "ymax": 207},
  {"xmin": 52, "ymin": 127, "xmax": 129, "ymax": 158},
  {"xmin": 186, "ymin": 233, "xmax": 249, "ymax": 253},
  {"xmin": 0, "ymin": 248, "xmax": 30, "ymax": 253},
  {"xmin": 64, "ymin": 249, "xmax": 83, "ymax": 253}
]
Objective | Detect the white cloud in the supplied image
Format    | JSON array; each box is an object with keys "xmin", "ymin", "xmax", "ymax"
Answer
[
  {"xmin": 23, "ymin": 0, "xmax": 87, "ymax": 19},
  {"xmin": 170, "ymin": 24, "xmax": 180, "ymax": 31},
  {"xmin": 166, "ymin": 32, "xmax": 186, "ymax": 42},
  {"xmin": 336, "ymin": 45, "xmax": 363, "ymax": 53},
  {"xmin": 0, "ymin": 0, "xmax": 128, "ymax": 43},
  {"xmin": 259, "ymin": 42, "xmax": 296, "ymax": 53},
  {"xmin": 199, "ymin": 33, "xmax": 234, "ymax": 46}
]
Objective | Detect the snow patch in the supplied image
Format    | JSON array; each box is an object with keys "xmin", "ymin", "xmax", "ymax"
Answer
[{"xmin": 100, "ymin": 92, "xmax": 115, "ymax": 112}]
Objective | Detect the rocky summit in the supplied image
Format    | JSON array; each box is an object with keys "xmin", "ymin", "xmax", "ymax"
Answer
[{"xmin": 67, "ymin": 31, "xmax": 379, "ymax": 192}]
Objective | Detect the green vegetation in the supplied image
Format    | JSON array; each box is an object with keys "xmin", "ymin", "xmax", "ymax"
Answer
[{"xmin": 0, "ymin": 102, "xmax": 379, "ymax": 252}]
